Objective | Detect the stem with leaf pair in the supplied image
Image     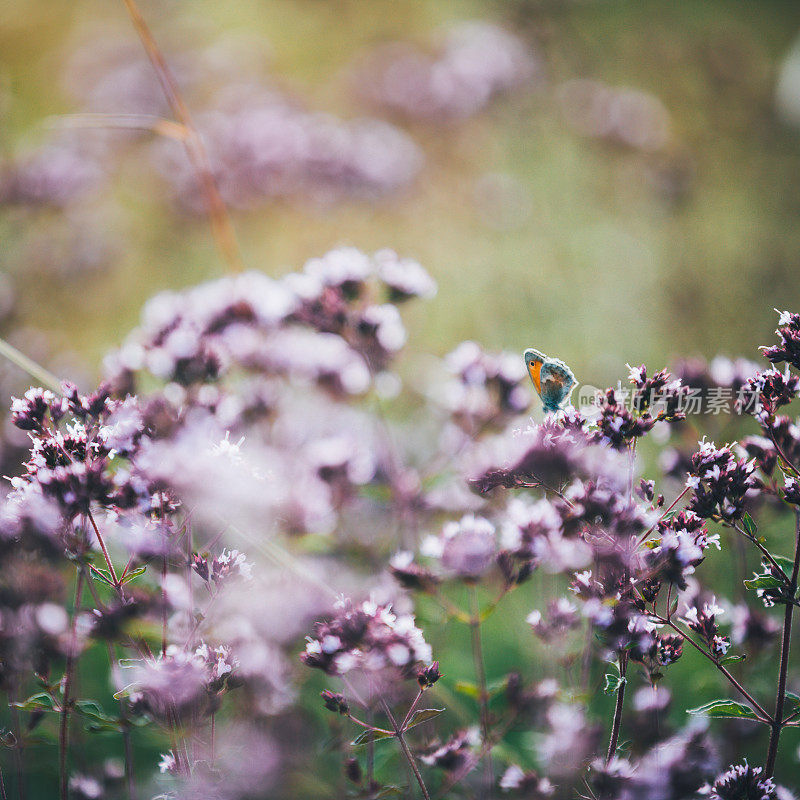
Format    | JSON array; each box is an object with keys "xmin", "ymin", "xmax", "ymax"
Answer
[{"xmin": 379, "ymin": 698, "xmax": 431, "ymax": 800}]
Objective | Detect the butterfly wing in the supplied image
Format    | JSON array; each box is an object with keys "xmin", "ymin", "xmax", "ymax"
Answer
[
  {"xmin": 524, "ymin": 348, "xmax": 546, "ymax": 395},
  {"xmin": 540, "ymin": 360, "xmax": 576, "ymax": 412}
]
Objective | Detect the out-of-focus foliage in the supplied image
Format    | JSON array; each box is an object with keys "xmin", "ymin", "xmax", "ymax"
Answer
[{"xmin": 1, "ymin": 0, "xmax": 800, "ymax": 377}]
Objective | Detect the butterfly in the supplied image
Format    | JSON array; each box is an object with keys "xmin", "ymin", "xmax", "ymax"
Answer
[{"xmin": 524, "ymin": 348, "xmax": 577, "ymax": 413}]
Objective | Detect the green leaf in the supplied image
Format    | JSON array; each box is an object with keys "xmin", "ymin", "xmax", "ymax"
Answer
[
  {"xmin": 785, "ymin": 691, "xmax": 800, "ymax": 708},
  {"xmin": 603, "ymin": 673, "xmax": 627, "ymax": 696},
  {"xmin": 375, "ymin": 787, "xmax": 404, "ymax": 798},
  {"xmin": 121, "ymin": 565, "xmax": 147, "ymax": 585},
  {"xmin": 351, "ymin": 729, "xmax": 394, "ymax": 747},
  {"xmin": 487, "ymin": 677, "xmax": 510, "ymax": 697},
  {"xmin": 744, "ymin": 575, "xmax": 783, "ymax": 591},
  {"xmin": 21, "ymin": 733, "xmax": 55, "ymax": 746},
  {"xmin": 74, "ymin": 700, "xmax": 118, "ymax": 725},
  {"xmin": 0, "ymin": 728, "xmax": 17, "ymax": 748},
  {"xmin": 670, "ymin": 594, "xmax": 680, "ymax": 616},
  {"xmin": 112, "ymin": 682, "xmax": 138, "ymax": 700},
  {"xmin": 404, "ymin": 708, "xmax": 445, "ymax": 731},
  {"xmin": 720, "ymin": 654, "xmax": 746, "ymax": 666},
  {"xmin": 10, "ymin": 693, "xmax": 56, "ymax": 712},
  {"xmin": 90, "ymin": 568, "xmax": 116, "ymax": 587},
  {"xmin": 742, "ymin": 512, "xmax": 758, "ymax": 537},
  {"xmin": 773, "ymin": 555, "xmax": 795, "ymax": 573},
  {"xmin": 687, "ymin": 700, "xmax": 759, "ymax": 720},
  {"xmin": 84, "ymin": 720, "xmax": 125, "ymax": 734},
  {"xmin": 454, "ymin": 681, "xmax": 481, "ymax": 700}
]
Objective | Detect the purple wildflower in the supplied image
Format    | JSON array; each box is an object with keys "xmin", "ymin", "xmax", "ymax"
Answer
[
  {"xmin": 702, "ymin": 762, "xmax": 777, "ymax": 800},
  {"xmin": 762, "ymin": 310, "xmax": 800, "ymax": 371},
  {"xmin": 302, "ymin": 598, "xmax": 432, "ymax": 678}
]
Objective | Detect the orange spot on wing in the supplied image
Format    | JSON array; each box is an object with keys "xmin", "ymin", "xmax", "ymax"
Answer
[{"xmin": 528, "ymin": 360, "xmax": 542, "ymax": 394}]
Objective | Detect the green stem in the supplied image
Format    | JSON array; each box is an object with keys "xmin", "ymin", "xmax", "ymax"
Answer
[
  {"xmin": 106, "ymin": 642, "xmax": 135, "ymax": 800},
  {"xmin": 9, "ymin": 676, "xmax": 26, "ymax": 800},
  {"xmin": 59, "ymin": 570, "xmax": 85, "ymax": 800},
  {"xmin": 0, "ymin": 337, "xmax": 61, "ymax": 392},
  {"xmin": 468, "ymin": 586, "xmax": 493, "ymax": 796}
]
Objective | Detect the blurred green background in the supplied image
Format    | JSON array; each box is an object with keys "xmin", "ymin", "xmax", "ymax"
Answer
[{"xmin": 2, "ymin": 0, "xmax": 800, "ymax": 386}]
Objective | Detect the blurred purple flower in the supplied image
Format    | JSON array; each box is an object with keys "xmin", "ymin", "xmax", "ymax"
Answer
[{"xmin": 355, "ymin": 21, "xmax": 539, "ymax": 121}]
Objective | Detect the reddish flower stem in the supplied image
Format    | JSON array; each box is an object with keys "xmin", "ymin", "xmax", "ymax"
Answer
[
  {"xmin": 732, "ymin": 523, "xmax": 790, "ymax": 584},
  {"xmin": 768, "ymin": 429, "xmax": 800, "ymax": 476},
  {"xmin": 161, "ymin": 554, "xmax": 168, "ymax": 658},
  {"xmin": 120, "ymin": 0, "xmax": 243, "ymax": 274},
  {"xmin": 400, "ymin": 690, "xmax": 424, "ymax": 731},
  {"xmin": 765, "ymin": 510, "xmax": 800, "ymax": 776},
  {"xmin": 87, "ymin": 510, "xmax": 119, "ymax": 587},
  {"xmin": 346, "ymin": 715, "xmax": 393, "ymax": 735},
  {"xmin": 636, "ymin": 485, "xmax": 690, "ymax": 546},
  {"xmin": 651, "ymin": 612, "xmax": 771, "ymax": 721},
  {"xmin": 380, "ymin": 698, "xmax": 431, "ymax": 800},
  {"xmin": 605, "ymin": 650, "xmax": 629, "ymax": 764}
]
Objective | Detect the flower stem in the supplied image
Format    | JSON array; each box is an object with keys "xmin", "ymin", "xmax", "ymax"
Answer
[
  {"xmin": 605, "ymin": 650, "xmax": 628, "ymax": 763},
  {"xmin": 652, "ymin": 614, "xmax": 771, "ymax": 721},
  {"xmin": 106, "ymin": 642, "xmax": 136, "ymax": 800},
  {"xmin": 122, "ymin": 720, "xmax": 135, "ymax": 800},
  {"xmin": 732, "ymin": 523, "xmax": 790, "ymax": 584},
  {"xmin": 401, "ymin": 690, "xmax": 424, "ymax": 731},
  {"xmin": 607, "ymin": 441, "xmax": 638, "ymax": 762},
  {"xmin": 0, "ymin": 337, "xmax": 61, "ymax": 393},
  {"xmin": 468, "ymin": 585, "xmax": 493, "ymax": 796},
  {"xmin": 210, "ymin": 713, "xmax": 216, "ymax": 765},
  {"xmin": 366, "ymin": 686, "xmax": 375, "ymax": 790},
  {"xmin": 636, "ymin": 485, "xmax": 690, "ymax": 546},
  {"xmin": 161, "ymin": 554, "xmax": 168, "ymax": 658},
  {"xmin": 768, "ymin": 429, "xmax": 800, "ymax": 476},
  {"xmin": 396, "ymin": 732, "xmax": 432, "ymax": 800},
  {"xmin": 59, "ymin": 569, "xmax": 85, "ymax": 800},
  {"xmin": 120, "ymin": 0, "xmax": 243, "ymax": 274},
  {"xmin": 9, "ymin": 676, "xmax": 26, "ymax": 800},
  {"xmin": 380, "ymin": 698, "xmax": 430, "ymax": 800},
  {"xmin": 765, "ymin": 510, "xmax": 800, "ymax": 776},
  {"xmin": 87, "ymin": 511, "xmax": 119, "ymax": 587}
]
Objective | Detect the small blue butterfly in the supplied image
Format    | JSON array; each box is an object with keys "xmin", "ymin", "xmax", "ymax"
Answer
[{"xmin": 524, "ymin": 348, "xmax": 577, "ymax": 413}]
